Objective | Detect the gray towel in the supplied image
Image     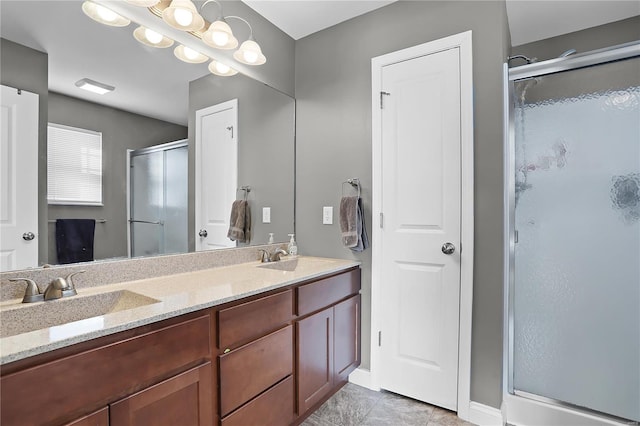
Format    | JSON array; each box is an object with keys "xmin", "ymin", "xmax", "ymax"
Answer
[
  {"xmin": 340, "ymin": 196, "xmax": 359, "ymax": 248},
  {"xmin": 227, "ymin": 200, "xmax": 251, "ymax": 243},
  {"xmin": 340, "ymin": 196, "xmax": 369, "ymax": 251}
]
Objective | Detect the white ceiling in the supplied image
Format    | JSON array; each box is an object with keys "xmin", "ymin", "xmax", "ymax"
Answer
[
  {"xmin": 242, "ymin": 0, "xmax": 397, "ymax": 40},
  {"xmin": 1, "ymin": 1, "xmax": 638, "ymax": 125}
]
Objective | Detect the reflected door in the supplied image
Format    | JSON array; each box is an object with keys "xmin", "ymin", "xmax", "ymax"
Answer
[
  {"xmin": 195, "ymin": 99, "xmax": 237, "ymax": 251},
  {"xmin": 0, "ymin": 85, "xmax": 38, "ymax": 271},
  {"xmin": 512, "ymin": 56, "xmax": 640, "ymax": 422},
  {"xmin": 129, "ymin": 141, "xmax": 187, "ymax": 258}
]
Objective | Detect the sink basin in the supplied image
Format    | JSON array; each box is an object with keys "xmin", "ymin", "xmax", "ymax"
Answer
[
  {"xmin": 0, "ymin": 290, "xmax": 161, "ymax": 338},
  {"xmin": 257, "ymin": 258, "xmax": 299, "ymax": 272}
]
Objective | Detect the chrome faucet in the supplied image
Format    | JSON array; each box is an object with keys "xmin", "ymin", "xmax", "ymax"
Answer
[
  {"xmin": 9, "ymin": 271, "xmax": 85, "ymax": 303},
  {"xmin": 258, "ymin": 248, "xmax": 288, "ymax": 263}
]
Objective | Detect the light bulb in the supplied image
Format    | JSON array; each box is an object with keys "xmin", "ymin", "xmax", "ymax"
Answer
[
  {"xmin": 212, "ymin": 31, "xmax": 229, "ymax": 47},
  {"xmin": 145, "ymin": 28, "xmax": 163, "ymax": 44},
  {"xmin": 215, "ymin": 62, "xmax": 230, "ymax": 74},
  {"xmin": 243, "ymin": 50, "xmax": 258, "ymax": 64},
  {"xmin": 183, "ymin": 46, "xmax": 199, "ymax": 60},
  {"xmin": 96, "ymin": 4, "xmax": 117, "ymax": 22},
  {"xmin": 173, "ymin": 8, "xmax": 193, "ymax": 27}
]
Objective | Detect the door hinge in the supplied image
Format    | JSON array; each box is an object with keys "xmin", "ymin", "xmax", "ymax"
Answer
[
  {"xmin": 380, "ymin": 91, "xmax": 391, "ymax": 109},
  {"xmin": 514, "ymin": 230, "xmax": 519, "ymax": 243},
  {"xmin": 378, "ymin": 331, "xmax": 382, "ymax": 347},
  {"xmin": 379, "ymin": 212, "xmax": 384, "ymax": 228}
]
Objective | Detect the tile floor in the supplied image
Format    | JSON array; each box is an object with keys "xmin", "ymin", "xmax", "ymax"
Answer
[{"xmin": 301, "ymin": 383, "xmax": 477, "ymax": 426}]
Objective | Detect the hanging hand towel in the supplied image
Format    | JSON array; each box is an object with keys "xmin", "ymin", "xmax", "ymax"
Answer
[
  {"xmin": 340, "ymin": 196, "xmax": 359, "ymax": 248},
  {"xmin": 55, "ymin": 219, "xmax": 96, "ymax": 264},
  {"xmin": 227, "ymin": 200, "xmax": 251, "ymax": 243},
  {"xmin": 351, "ymin": 197, "xmax": 370, "ymax": 252}
]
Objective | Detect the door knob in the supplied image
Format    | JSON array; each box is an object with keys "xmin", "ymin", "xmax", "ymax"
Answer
[
  {"xmin": 441, "ymin": 242, "xmax": 455, "ymax": 255},
  {"xmin": 198, "ymin": 229, "xmax": 208, "ymax": 237},
  {"xmin": 22, "ymin": 232, "xmax": 35, "ymax": 241}
]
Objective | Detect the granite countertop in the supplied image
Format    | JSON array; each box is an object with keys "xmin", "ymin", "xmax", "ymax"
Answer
[{"xmin": 0, "ymin": 256, "xmax": 359, "ymax": 365}]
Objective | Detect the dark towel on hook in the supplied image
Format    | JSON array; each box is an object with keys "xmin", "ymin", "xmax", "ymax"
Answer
[
  {"xmin": 227, "ymin": 200, "xmax": 251, "ymax": 243},
  {"xmin": 55, "ymin": 219, "xmax": 95, "ymax": 264}
]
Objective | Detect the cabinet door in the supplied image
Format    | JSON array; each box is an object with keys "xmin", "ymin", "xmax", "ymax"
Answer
[
  {"xmin": 110, "ymin": 363, "xmax": 213, "ymax": 426},
  {"xmin": 63, "ymin": 407, "xmax": 108, "ymax": 426},
  {"xmin": 296, "ymin": 307, "xmax": 334, "ymax": 414},
  {"xmin": 334, "ymin": 294, "xmax": 361, "ymax": 383}
]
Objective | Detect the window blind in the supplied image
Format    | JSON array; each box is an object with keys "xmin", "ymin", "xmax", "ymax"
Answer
[{"xmin": 47, "ymin": 123, "xmax": 103, "ymax": 205}]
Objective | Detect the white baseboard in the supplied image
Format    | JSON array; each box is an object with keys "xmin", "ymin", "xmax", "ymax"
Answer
[
  {"xmin": 468, "ymin": 401, "xmax": 503, "ymax": 426},
  {"xmin": 348, "ymin": 368, "xmax": 380, "ymax": 391}
]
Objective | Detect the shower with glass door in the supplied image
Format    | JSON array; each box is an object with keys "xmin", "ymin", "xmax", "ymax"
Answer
[
  {"xmin": 128, "ymin": 140, "xmax": 188, "ymax": 258},
  {"xmin": 504, "ymin": 42, "xmax": 639, "ymax": 424}
]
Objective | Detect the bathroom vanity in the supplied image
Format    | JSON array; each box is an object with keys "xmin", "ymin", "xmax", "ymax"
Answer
[{"xmin": 0, "ymin": 256, "xmax": 361, "ymax": 426}]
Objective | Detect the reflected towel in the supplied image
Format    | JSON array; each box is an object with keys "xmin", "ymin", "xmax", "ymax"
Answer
[
  {"xmin": 227, "ymin": 200, "xmax": 251, "ymax": 243},
  {"xmin": 55, "ymin": 219, "xmax": 95, "ymax": 264}
]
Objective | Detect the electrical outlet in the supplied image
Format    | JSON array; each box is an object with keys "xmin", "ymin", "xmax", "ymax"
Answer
[
  {"xmin": 323, "ymin": 206, "xmax": 333, "ymax": 225},
  {"xmin": 262, "ymin": 207, "xmax": 271, "ymax": 223}
]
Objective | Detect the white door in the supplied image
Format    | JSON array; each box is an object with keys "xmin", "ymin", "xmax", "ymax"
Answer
[
  {"xmin": 377, "ymin": 47, "xmax": 462, "ymax": 410},
  {"xmin": 0, "ymin": 85, "xmax": 39, "ymax": 271},
  {"xmin": 195, "ymin": 99, "xmax": 238, "ymax": 251}
]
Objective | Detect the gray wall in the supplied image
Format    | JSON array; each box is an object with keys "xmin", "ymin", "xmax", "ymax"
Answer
[
  {"xmin": 1, "ymin": 39, "xmax": 49, "ymax": 265},
  {"xmin": 511, "ymin": 16, "xmax": 640, "ymax": 62},
  {"xmin": 295, "ymin": 1, "xmax": 509, "ymax": 408},
  {"xmin": 188, "ymin": 74, "xmax": 295, "ymax": 250},
  {"xmin": 47, "ymin": 92, "xmax": 187, "ymax": 263}
]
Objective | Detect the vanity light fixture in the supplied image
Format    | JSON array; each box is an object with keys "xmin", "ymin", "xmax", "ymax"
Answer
[
  {"xmin": 81, "ymin": 1, "xmax": 131, "ymax": 27},
  {"xmin": 162, "ymin": 0, "xmax": 205, "ymax": 32},
  {"xmin": 75, "ymin": 78, "xmax": 115, "ymax": 95},
  {"xmin": 125, "ymin": 0, "xmax": 160, "ymax": 6},
  {"xmin": 208, "ymin": 60, "xmax": 238, "ymax": 77},
  {"xmin": 174, "ymin": 45, "xmax": 208, "ymax": 64},
  {"xmin": 133, "ymin": 26, "xmax": 174, "ymax": 48}
]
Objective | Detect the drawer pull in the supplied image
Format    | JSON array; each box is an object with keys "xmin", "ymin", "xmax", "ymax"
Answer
[{"xmin": 224, "ymin": 348, "xmax": 231, "ymax": 354}]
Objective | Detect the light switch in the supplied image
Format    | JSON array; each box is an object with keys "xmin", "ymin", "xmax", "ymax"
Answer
[
  {"xmin": 323, "ymin": 206, "xmax": 333, "ymax": 225},
  {"xmin": 262, "ymin": 207, "xmax": 271, "ymax": 223}
]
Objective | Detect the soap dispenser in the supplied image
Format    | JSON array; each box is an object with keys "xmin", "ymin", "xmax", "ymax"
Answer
[{"xmin": 287, "ymin": 234, "xmax": 298, "ymax": 256}]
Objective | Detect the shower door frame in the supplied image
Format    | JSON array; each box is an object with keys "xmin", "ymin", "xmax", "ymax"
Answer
[{"xmin": 503, "ymin": 41, "xmax": 640, "ymax": 425}]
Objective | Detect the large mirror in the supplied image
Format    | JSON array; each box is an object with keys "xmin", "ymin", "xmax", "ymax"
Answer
[{"xmin": 0, "ymin": 0, "xmax": 295, "ymax": 272}]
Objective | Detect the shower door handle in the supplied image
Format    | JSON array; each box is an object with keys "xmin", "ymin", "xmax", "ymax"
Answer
[{"xmin": 441, "ymin": 242, "xmax": 456, "ymax": 255}]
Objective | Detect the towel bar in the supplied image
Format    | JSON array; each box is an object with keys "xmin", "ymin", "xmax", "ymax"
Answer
[
  {"xmin": 48, "ymin": 219, "xmax": 106, "ymax": 223},
  {"xmin": 342, "ymin": 178, "xmax": 361, "ymax": 198}
]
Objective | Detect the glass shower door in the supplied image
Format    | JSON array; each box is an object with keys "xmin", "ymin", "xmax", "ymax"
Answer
[
  {"xmin": 129, "ymin": 141, "xmax": 187, "ymax": 258},
  {"xmin": 512, "ymin": 56, "xmax": 640, "ymax": 421}
]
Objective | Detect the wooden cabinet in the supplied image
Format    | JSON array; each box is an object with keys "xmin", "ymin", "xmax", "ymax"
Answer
[
  {"xmin": 295, "ymin": 269, "xmax": 362, "ymax": 420},
  {"xmin": 296, "ymin": 307, "xmax": 334, "ymax": 413},
  {"xmin": 110, "ymin": 363, "xmax": 213, "ymax": 426},
  {"xmin": 334, "ymin": 294, "xmax": 361, "ymax": 383}
]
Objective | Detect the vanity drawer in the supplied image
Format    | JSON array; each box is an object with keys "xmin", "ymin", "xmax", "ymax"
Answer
[
  {"xmin": 218, "ymin": 289, "xmax": 293, "ymax": 350},
  {"xmin": 297, "ymin": 268, "xmax": 361, "ymax": 316},
  {"xmin": 219, "ymin": 325, "xmax": 293, "ymax": 417},
  {"xmin": 221, "ymin": 376, "xmax": 294, "ymax": 426}
]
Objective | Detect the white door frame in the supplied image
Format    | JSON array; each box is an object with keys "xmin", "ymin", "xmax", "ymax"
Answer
[
  {"xmin": 370, "ymin": 31, "xmax": 475, "ymax": 420},
  {"xmin": 195, "ymin": 99, "xmax": 238, "ymax": 251}
]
